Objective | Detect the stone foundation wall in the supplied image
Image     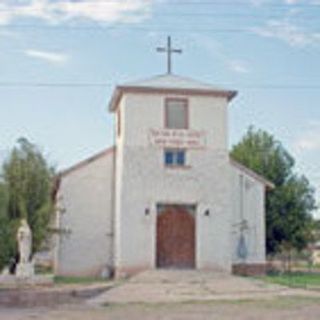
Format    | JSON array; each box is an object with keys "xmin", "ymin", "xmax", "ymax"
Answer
[{"xmin": 232, "ymin": 263, "xmax": 266, "ymax": 276}]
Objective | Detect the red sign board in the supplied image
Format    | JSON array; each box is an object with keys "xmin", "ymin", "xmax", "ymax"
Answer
[{"xmin": 149, "ymin": 129, "xmax": 206, "ymax": 149}]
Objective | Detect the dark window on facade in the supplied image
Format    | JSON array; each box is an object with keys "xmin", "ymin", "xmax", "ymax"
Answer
[
  {"xmin": 164, "ymin": 149, "xmax": 186, "ymax": 167},
  {"xmin": 117, "ymin": 108, "xmax": 121, "ymax": 136},
  {"xmin": 165, "ymin": 98, "xmax": 188, "ymax": 129},
  {"xmin": 176, "ymin": 150, "xmax": 185, "ymax": 165}
]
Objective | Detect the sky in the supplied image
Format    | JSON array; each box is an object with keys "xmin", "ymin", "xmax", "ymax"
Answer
[{"xmin": 0, "ymin": 0, "xmax": 319, "ymax": 217}]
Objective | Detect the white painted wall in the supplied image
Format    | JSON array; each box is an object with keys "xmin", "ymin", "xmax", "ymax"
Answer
[
  {"xmin": 114, "ymin": 92, "xmax": 233, "ymax": 276},
  {"xmin": 54, "ymin": 90, "xmax": 267, "ymax": 277},
  {"xmin": 55, "ymin": 151, "xmax": 114, "ymax": 277},
  {"xmin": 230, "ymin": 164, "xmax": 266, "ymax": 264}
]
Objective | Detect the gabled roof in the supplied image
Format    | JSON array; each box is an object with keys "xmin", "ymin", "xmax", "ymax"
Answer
[
  {"xmin": 123, "ymin": 74, "xmax": 231, "ymax": 91},
  {"xmin": 109, "ymin": 73, "xmax": 237, "ymax": 111},
  {"xmin": 56, "ymin": 146, "xmax": 273, "ymax": 190},
  {"xmin": 52, "ymin": 147, "xmax": 115, "ymax": 200},
  {"xmin": 59, "ymin": 146, "xmax": 115, "ymax": 178},
  {"xmin": 230, "ymin": 158, "xmax": 275, "ymax": 189}
]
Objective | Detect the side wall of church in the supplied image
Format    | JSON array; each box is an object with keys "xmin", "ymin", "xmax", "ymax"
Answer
[
  {"xmin": 114, "ymin": 92, "xmax": 233, "ymax": 276},
  {"xmin": 54, "ymin": 152, "xmax": 114, "ymax": 277},
  {"xmin": 230, "ymin": 165, "xmax": 266, "ymax": 265}
]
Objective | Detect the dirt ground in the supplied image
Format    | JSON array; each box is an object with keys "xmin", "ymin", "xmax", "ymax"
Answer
[
  {"xmin": 88, "ymin": 270, "xmax": 320, "ymax": 305},
  {"xmin": 1, "ymin": 297, "xmax": 320, "ymax": 320}
]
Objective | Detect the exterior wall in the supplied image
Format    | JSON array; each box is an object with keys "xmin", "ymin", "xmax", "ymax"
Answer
[
  {"xmin": 230, "ymin": 164, "xmax": 266, "ymax": 266},
  {"xmin": 232, "ymin": 263, "xmax": 266, "ymax": 276},
  {"xmin": 312, "ymin": 246, "xmax": 320, "ymax": 265},
  {"xmin": 54, "ymin": 151, "xmax": 114, "ymax": 277},
  {"xmin": 114, "ymin": 92, "xmax": 233, "ymax": 276}
]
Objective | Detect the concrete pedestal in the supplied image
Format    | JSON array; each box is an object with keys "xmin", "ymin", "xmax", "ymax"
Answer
[{"xmin": 16, "ymin": 262, "xmax": 35, "ymax": 279}]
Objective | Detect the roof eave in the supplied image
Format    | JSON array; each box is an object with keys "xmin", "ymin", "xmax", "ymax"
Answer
[
  {"xmin": 58, "ymin": 146, "xmax": 115, "ymax": 178},
  {"xmin": 108, "ymin": 87, "xmax": 121, "ymax": 112},
  {"xmin": 230, "ymin": 158, "xmax": 275, "ymax": 190},
  {"xmin": 109, "ymin": 86, "xmax": 237, "ymax": 112}
]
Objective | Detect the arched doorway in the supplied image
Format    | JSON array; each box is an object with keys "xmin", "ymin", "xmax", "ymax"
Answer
[{"xmin": 156, "ymin": 205, "xmax": 195, "ymax": 269}]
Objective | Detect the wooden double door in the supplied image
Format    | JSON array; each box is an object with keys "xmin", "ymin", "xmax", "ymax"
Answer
[{"xmin": 156, "ymin": 205, "xmax": 195, "ymax": 269}]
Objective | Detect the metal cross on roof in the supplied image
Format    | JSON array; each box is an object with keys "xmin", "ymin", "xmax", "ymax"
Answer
[{"xmin": 156, "ymin": 36, "xmax": 182, "ymax": 74}]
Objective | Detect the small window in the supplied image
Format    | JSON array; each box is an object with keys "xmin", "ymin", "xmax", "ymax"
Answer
[
  {"xmin": 165, "ymin": 98, "xmax": 188, "ymax": 129},
  {"xmin": 117, "ymin": 108, "xmax": 121, "ymax": 136},
  {"xmin": 164, "ymin": 149, "xmax": 186, "ymax": 167},
  {"xmin": 165, "ymin": 150, "xmax": 174, "ymax": 165},
  {"xmin": 176, "ymin": 150, "xmax": 185, "ymax": 165}
]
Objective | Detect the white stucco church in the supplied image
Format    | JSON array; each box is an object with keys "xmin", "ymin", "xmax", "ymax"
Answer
[{"xmin": 54, "ymin": 42, "xmax": 273, "ymax": 278}]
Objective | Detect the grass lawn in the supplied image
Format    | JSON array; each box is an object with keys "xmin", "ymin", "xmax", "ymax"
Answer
[
  {"xmin": 54, "ymin": 276, "xmax": 109, "ymax": 285},
  {"xmin": 264, "ymin": 272, "xmax": 320, "ymax": 289}
]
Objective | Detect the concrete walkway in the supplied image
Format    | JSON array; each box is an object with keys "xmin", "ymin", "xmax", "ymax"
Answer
[{"xmin": 88, "ymin": 270, "xmax": 320, "ymax": 305}]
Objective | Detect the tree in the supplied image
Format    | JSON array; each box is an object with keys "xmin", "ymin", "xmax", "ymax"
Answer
[
  {"xmin": 0, "ymin": 182, "xmax": 15, "ymax": 270},
  {"xmin": 231, "ymin": 127, "xmax": 316, "ymax": 255},
  {"xmin": 0, "ymin": 138, "xmax": 55, "ymax": 270},
  {"xmin": 0, "ymin": 182, "xmax": 8, "ymax": 218}
]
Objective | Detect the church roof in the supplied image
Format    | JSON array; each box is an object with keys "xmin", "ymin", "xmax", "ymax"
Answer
[
  {"xmin": 59, "ymin": 146, "xmax": 115, "ymax": 178},
  {"xmin": 123, "ymin": 74, "xmax": 232, "ymax": 91},
  {"xmin": 109, "ymin": 73, "xmax": 237, "ymax": 111},
  {"xmin": 230, "ymin": 158, "xmax": 275, "ymax": 189},
  {"xmin": 57, "ymin": 145, "xmax": 274, "ymax": 189}
]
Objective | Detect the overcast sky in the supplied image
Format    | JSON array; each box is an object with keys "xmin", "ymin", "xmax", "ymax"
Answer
[{"xmin": 0, "ymin": 0, "xmax": 319, "ymax": 217}]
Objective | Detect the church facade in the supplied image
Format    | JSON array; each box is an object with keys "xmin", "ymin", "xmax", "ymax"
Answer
[{"xmin": 54, "ymin": 73, "xmax": 273, "ymax": 278}]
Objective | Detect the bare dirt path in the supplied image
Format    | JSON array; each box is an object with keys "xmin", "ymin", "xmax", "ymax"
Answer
[
  {"xmin": 1, "ymin": 297, "xmax": 320, "ymax": 320},
  {"xmin": 2, "ymin": 270, "xmax": 320, "ymax": 319},
  {"xmin": 89, "ymin": 270, "xmax": 320, "ymax": 305}
]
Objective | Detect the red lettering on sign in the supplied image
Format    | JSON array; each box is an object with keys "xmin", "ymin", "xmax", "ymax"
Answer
[{"xmin": 149, "ymin": 129, "xmax": 207, "ymax": 150}]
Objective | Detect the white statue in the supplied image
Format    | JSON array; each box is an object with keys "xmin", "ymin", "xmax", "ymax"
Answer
[
  {"xmin": 17, "ymin": 219, "xmax": 32, "ymax": 265},
  {"xmin": 0, "ymin": 219, "xmax": 52, "ymax": 283}
]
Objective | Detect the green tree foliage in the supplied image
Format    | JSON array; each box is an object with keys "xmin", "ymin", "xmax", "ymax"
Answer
[
  {"xmin": 0, "ymin": 138, "xmax": 55, "ymax": 270},
  {"xmin": 0, "ymin": 182, "xmax": 8, "ymax": 218},
  {"xmin": 231, "ymin": 127, "xmax": 316, "ymax": 255},
  {"xmin": 0, "ymin": 182, "xmax": 16, "ymax": 269}
]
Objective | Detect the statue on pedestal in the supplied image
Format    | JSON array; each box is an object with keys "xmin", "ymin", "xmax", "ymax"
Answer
[
  {"xmin": 17, "ymin": 219, "xmax": 32, "ymax": 263},
  {"xmin": 16, "ymin": 219, "xmax": 34, "ymax": 278},
  {"xmin": 0, "ymin": 218, "xmax": 54, "ymax": 286}
]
